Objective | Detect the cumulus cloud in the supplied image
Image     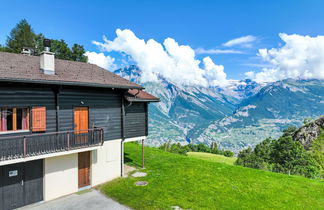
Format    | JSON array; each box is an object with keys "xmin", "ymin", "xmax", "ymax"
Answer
[
  {"xmin": 195, "ymin": 48, "xmax": 242, "ymax": 54},
  {"xmin": 223, "ymin": 35, "xmax": 256, "ymax": 48},
  {"xmin": 92, "ymin": 29, "xmax": 229, "ymax": 87},
  {"xmin": 84, "ymin": 51, "xmax": 116, "ymax": 70},
  {"xmin": 246, "ymin": 33, "xmax": 324, "ymax": 83}
]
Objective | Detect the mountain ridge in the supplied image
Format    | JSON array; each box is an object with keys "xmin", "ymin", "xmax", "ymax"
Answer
[{"xmin": 114, "ymin": 65, "xmax": 324, "ymax": 152}]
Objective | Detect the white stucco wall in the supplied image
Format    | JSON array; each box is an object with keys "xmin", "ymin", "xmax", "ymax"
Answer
[
  {"xmin": 91, "ymin": 139, "xmax": 122, "ymax": 186},
  {"xmin": 43, "ymin": 139, "xmax": 123, "ymax": 201},
  {"xmin": 44, "ymin": 153, "xmax": 78, "ymax": 201}
]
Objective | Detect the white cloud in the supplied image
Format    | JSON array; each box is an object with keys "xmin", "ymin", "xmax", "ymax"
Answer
[
  {"xmin": 92, "ymin": 29, "xmax": 229, "ymax": 87},
  {"xmin": 246, "ymin": 33, "xmax": 324, "ymax": 83},
  {"xmin": 84, "ymin": 51, "xmax": 116, "ymax": 70},
  {"xmin": 244, "ymin": 71, "xmax": 255, "ymax": 79},
  {"xmin": 223, "ymin": 35, "xmax": 256, "ymax": 48},
  {"xmin": 195, "ymin": 48, "xmax": 242, "ymax": 54},
  {"xmin": 203, "ymin": 57, "xmax": 228, "ymax": 87}
]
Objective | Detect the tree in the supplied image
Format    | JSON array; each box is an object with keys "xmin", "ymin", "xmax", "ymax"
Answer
[
  {"xmin": 50, "ymin": 39, "xmax": 72, "ymax": 60},
  {"xmin": 254, "ymin": 138, "xmax": 273, "ymax": 162},
  {"xmin": 222, "ymin": 150, "xmax": 234, "ymax": 157},
  {"xmin": 71, "ymin": 44, "xmax": 88, "ymax": 62},
  {"xmin": 6, "ymin": 19, "xmax": 36, "ymax": 53},
  {"xmin": 1, "ymin": 19, "xmax": 88, "ymax": 62},
  {"xmin": 270, "ymin": 136, "xmax": 320, "ymax": 178},
  {"xmin": 309, "ymin": 130, "xmax": 324, "ymax": 178},
  {"xmin": 282, "ymin": 126, "xmax": 297, "ymax": 137},
  {"xmin": 210, "ymin": 142, "xmax": 218, "ymax": 154},
  {"xmin": 236, "ymin": 136, "xmax": 320, "ymax": 178},
  {"xmin": 34, "ymin": 33, "xmax": 45, "ymax": 55}
]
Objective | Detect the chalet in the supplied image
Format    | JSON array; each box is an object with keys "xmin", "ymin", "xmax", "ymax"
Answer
[{"xmin": 0, "ymin": 47, "xmax": 159, "ymax": 209}]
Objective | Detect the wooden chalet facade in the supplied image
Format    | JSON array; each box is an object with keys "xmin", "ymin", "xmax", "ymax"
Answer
[{"xmin": 0, "ymin": 51, "xmax": 159, "ymax": 209}]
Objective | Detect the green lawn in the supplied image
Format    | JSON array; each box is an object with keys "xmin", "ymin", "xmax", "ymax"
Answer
[
  {"xmin": 100, "ymin": 143, "xmax": 324, "ymax": 210},
  {"xmin": 187, "ymin": 152, "xmax": 237, "ymax": 165}
]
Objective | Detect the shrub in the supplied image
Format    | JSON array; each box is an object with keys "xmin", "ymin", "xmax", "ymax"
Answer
[
  {"xmin": 236, "ymin": 136, "xmax": 321, "ymax": 179},
  {"xmin": 159, "ymin": 141, "xmax": 235, "ymax": 158},
  {"xmin": 271, "ymin": 136, "xmax": 321, "ymax": 178},
  {"xmin": 309, "ymin": 130, "xmax": 324, "ymax": 178},
  {"xmin": 221, "ymin": 150, "xmax": 234, "ymax": 157}
]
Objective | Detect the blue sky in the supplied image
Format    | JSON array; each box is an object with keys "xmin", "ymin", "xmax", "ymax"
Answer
[{"xmin": 1, "ymin": 0, "xmax": 324, "ymax": 81}]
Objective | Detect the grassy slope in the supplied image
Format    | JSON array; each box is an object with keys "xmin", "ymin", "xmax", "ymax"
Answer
[
  {"xmin": 101, "ymin": 143, "xmax": 324, "ymax": 210},
  {"xmin": 187, "ymin": 152, "xmax": 237, "ymax": 165}
]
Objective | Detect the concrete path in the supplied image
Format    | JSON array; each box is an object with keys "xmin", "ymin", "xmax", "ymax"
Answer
[{"xmin": 19, "ymin": 189, "xmax": 131, "ymax": 210}]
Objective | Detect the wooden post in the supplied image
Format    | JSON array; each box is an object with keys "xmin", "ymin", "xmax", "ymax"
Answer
[
  {"xmin": 142, "ymin": 139, "xmax": 145, "ymax": 168},
  {"xmin": 23, "ymin": 136, "xmax": 26, "ymax": 158}
]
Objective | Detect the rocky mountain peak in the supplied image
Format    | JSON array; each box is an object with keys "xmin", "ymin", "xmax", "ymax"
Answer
[{"xmin": 293, "ymin": 116, "xmax": 324, "ymax": 150}]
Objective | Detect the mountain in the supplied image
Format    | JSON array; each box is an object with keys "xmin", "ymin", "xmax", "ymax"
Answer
[
  {"xmin": 197, "ymin": 79, "xmax": 324, "ymax": 153},
  {"xmin": 115, "ymin": 65, "xmax": 238, "ymax": 145},
  {"xmin": 114, "ymin": 65, "xmax": 324, "ymax": 152}
]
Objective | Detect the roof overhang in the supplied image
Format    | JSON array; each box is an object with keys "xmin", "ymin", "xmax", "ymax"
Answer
[
  {"xmin": 124, "ymin": 96, "xmax": 160, "ymax": 103},
  {"xmin": 0, "ymin": 78, "xmax": 143, "ymax": 90}
]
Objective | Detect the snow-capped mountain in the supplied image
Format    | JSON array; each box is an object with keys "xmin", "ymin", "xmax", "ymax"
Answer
[{"xmin": 114, "ymin": 65, "xmax": 324, "ymax": 152}]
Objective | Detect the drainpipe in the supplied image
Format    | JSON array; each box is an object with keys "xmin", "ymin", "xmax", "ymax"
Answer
[{"xmin": 121, "ymin": 95, "xmax": 126, "ymax": 177}]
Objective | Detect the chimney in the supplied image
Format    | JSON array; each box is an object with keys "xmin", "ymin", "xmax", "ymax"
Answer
[
  {"xmin": 40, "ymin": 39, "xmax": 55, "ymax": 75},
  {"xmin": 21, "ymin": 47, "xmax": 32, "ymax": 55}
]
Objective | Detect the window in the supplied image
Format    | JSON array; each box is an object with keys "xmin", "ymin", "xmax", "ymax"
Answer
[
  {"xmin": 32, "ymin": 107, "xmax": 46, "ymax": 132},
  {"xmin": 0, "ymin": 108, "xmax": 29, "ymax": 133}
]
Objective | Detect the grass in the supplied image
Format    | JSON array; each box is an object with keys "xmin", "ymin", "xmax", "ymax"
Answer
[
  {"xmin": 100, "ymin": 143, "xmax": 324, "ymax": 210},
  {"xmin": 187, "ymin": 152, "xmax": 237, "ymax": 165}
]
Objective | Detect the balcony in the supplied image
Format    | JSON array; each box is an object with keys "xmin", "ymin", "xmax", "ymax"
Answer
[{"xmin": 0, "ymin": 128, "xmax": 104, "ymax": 162}]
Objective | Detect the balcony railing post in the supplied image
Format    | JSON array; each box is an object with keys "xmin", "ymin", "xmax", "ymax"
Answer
[
  {"xmin": 100, "ymin": 129, "xmax": 104, "ymax": 145},
  {"xmin": 67, "ymin": 133, "xmax": 70, "ymax": 150},
  {"xmin": 23, "ymin": 136, "xmax": 27, "ymax": 158}
]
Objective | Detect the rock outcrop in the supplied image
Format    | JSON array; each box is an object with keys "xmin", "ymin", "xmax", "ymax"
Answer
[{"xmin": 293, "ymin": 116, "xmax": 324, "ymax": 150}]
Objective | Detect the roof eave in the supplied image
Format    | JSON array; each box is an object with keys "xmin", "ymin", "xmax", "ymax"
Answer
[
  {"xmin": 0, "ymin": 78, "xmax": 143, "ymax": 90},
  {"xmin": 125, "ymin": 97, "xmax": 160, "ymax": 103}
]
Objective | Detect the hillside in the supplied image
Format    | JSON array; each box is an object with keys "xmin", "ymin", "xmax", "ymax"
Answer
[
  {"xmin": 187, "ymin": 152, "xmax": 237, "ymax": 165},
  {"xmin": 101, "ymin": 143, "xmax": 324, "ymax": 210}
]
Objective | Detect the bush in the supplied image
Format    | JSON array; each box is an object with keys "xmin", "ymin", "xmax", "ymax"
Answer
[
  {"xmin": 309, "ymin": 130, "xmax": 324, "ymax": 178},
  {"xmin": 271, "ymin": 136, "xmax": 320, "ymax": 178},
  {"xmin": 221, "ymin": 150, "xmax": 234, "ymax": 157},
  {"xmin": 236, "ymin": 136, "xmax": 321, "ymax": 179},
  {"xmin": 159, "ymin": 141, "xmax": 235, "ymax": 158}
]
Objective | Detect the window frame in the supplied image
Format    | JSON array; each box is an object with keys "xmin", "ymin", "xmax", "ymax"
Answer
[{"xmin": 0, "ymin": 106, "xmax": 30, "ymax": 134}]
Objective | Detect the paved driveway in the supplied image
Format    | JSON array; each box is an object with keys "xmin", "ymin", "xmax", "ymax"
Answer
[{"xmin": 19, "ymin": 190, "xmax": 131, "ymax": 210}]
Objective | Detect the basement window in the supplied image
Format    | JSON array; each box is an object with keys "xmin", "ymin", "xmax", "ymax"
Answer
[{"xmin": 0, "ymin": 108, "xmax": 30, "ymax": 133}]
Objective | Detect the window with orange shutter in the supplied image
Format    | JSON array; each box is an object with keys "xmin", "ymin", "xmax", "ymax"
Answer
[{"xmin": 32, "ymin": 107, "xmax": 46, "ymax": 132}]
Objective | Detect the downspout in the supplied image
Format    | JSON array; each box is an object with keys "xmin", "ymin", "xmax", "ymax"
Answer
[{"xmin": 121, "ymin": 94, "xmax": 126, "ymax": 177}]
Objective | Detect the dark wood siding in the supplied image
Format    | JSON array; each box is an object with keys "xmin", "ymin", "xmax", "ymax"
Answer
[
  {"xmin": 0, "ymin": 83, "xmax": 56, "ymax": 136},
  {"xmin": 58, "ymin": 87, "xmax": 122, "ymax": 141},
  {"xmin": 0, "ymin": 83, "xmax": 149, "ymax": 142},
  {"xmin": 125, "ymin": 102, "xmax": 147, "ymax": 138}
]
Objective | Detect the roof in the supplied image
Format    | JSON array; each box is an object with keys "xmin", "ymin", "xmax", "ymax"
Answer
[
  {"xmin": 125, "ymin": 89, "xmax": 160, "ymax": 102},
  {"xmin": 0, "ymin": 52, "xmax": 142, "ymax": 89}
]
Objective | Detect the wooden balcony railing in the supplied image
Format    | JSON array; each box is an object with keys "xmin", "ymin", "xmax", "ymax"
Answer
[{"xmin": 0, "ymin": 128, "xmax": 104, "ymax": 161}]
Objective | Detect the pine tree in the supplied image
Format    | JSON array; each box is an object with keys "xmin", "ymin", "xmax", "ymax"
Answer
[
  {"xmin": 71, "ymin": 44, "xmax": 88, "ymax": 62},
  {"xmin": 6, "ymin": 19, "xmax": 36, "ymax": 53}
]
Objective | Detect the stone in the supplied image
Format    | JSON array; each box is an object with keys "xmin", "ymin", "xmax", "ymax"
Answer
[
  {"xmin": 293, "ymin": 116, "xmax": 324, "ymax": 150},
  {"xmin": 131, "ymin": 172, "xmax": 147, "ymax": 177},
  {"xmin": 135, "ymin": 181, "xmax": 148, "ymax": 186}
]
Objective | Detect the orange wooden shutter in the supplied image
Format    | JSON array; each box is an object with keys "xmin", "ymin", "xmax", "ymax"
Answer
[{"xmin": 32, "ymin": 107, "xmax": 46, "ymax": 132}]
